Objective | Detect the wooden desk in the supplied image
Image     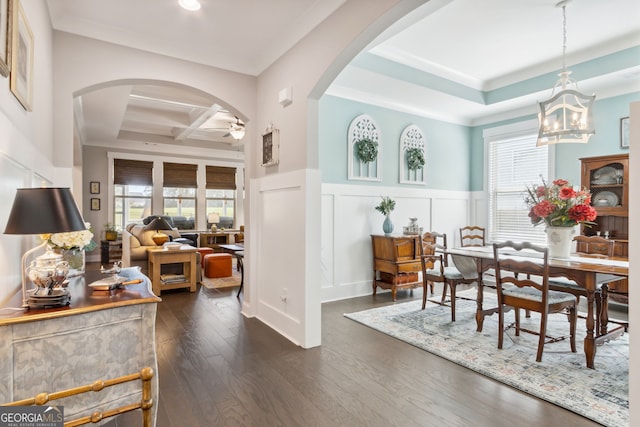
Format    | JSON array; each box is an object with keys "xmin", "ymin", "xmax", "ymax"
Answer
[
  {"xmin": 148, "ymin": 247, "xmax": 198, "ymax": 295},
  {"xmin": 0, "ymin": 268, "xmax": 160, "ymax": 421},
  {"xmin": 446, "ymin": 246, "xmax": 628, "ymax": 369},
  {"xmin": 371, "ymin": 234, "xmax": 422, "ymax": 301}
]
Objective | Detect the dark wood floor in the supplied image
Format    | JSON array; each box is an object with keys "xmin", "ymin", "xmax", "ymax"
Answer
[{"xmin": 104, "ymin": 270, "xmax": 621, "ymax": 426}]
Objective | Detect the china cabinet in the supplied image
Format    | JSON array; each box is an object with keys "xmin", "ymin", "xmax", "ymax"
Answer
[
  {"xmin": 580, "ymin": 154, "xmax": 628, "ymax": 254},
  {"xmin": 580, "ymin": 153, "xmax": 628, "ymax": 302}
]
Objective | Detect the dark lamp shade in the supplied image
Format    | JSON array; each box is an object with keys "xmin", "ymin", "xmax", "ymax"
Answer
[
  {"xmin": 4, "ymin": 188, "xmax": 86, "ymax": 235},
  {"xmin": 144, "ymin": 217, "xmax": 173, "ymax": 232}
]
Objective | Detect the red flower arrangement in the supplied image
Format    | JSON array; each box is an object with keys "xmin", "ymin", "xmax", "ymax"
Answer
[{"xmin": 525, "ymin": 178, "xmax": 597, "ymax": 227}]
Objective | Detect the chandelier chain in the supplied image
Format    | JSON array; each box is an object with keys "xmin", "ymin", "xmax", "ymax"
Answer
[{"xmin": 562, "ymin": 5, "xmax": 567, "ymax": 72}]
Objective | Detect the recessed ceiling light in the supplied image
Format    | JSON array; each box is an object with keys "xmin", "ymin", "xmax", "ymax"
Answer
[{"xmin": 179, "ymin": 0, "xmax": 201, "ymax": 11}]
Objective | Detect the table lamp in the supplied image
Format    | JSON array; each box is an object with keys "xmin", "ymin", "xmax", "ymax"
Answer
[
  {"xmin": 4, "ymin": 188, "xmax": 87, "ymax": 307},
  {"xmin": 208, "ymin": 212, "xmax": 220, "ymax": 232},
  {"xmin": 144, "ymin": 217, "xmax": 173, "ymax": 246}
]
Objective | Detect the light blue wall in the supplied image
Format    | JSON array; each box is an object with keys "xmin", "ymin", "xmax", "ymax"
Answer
[
  {"xmin": 320, "ymin": 92, "xmax": 638, "ymax": 192},
  {"xmin": 469, "ymin": 92, "xmax": 640, "ymax": 190},
  {"xmin": 319, "ymin": 95, "xmax": 471, "ymax": 190}
]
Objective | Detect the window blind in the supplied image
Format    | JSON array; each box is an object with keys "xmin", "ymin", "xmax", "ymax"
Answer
[
  {"xmin": 488, "ymin": 133, "xmax": 548, "ymax": 245},
  {"xmin": 163, "ymin": 162, "xmax": 197, "ymax": 188},
  {"xmin": 206, "ymin": 166, "xmax": 236, "ymax": 190},
  {"xmin": 113, "ymin": 159, "xmax": 153, "ymax": 186}
]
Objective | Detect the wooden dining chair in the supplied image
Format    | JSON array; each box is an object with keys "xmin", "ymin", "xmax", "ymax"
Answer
[
  {"xmin": 493, "ymin": 241, "xmax": 577, "ymax": 362},
  {"xmin": 549, "ymin": 235, "xmax": 627, "ymax": 333},
  {"xmin": 460, "ymin": 225, "xmax": 485, "ymax": 247},
  {"xmin": 420, "ymin": 232, "xmax": 477, "ymax": 321},
  {"xmin": 573, "ymin": 235, "xmax": 614, "ymax": 257}
]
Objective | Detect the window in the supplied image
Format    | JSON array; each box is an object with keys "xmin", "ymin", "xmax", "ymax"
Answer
[
  {"xmin": 113, "ymin": 159, "xmax": 153, "ymax": 230},
  {"xmin": 206, "ymin": 189, "xmax": 235, "ymax": 226},
  {"xmin": 111, "ymin": 159, "xmax": 239, "ymax": 231},
  {"xmin": 163, "ymin": 163, "xmax": 197, "ymax": 230},
  {"xmin": 205, "ymin": 166, "xmax": 236, "ymax": 228},
  {"xmin": 486, "ymin": 124, "xmax": 550, "ymax": 245}
]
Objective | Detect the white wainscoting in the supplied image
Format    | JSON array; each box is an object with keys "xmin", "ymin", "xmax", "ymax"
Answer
[
  {"xmin": 249, "ymin": 169, "xmax": 322, "ymax": 348},
  {"xmin": 320, "ymin": 183, "xmax": 479, "ymax": 302}
]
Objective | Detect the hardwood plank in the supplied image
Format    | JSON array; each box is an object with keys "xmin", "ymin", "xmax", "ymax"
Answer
[{"xmin": 91, "ymin": 263, "xmax": 613, "ymax": 427}]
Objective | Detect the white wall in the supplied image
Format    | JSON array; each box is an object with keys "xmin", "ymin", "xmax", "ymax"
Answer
[
  {"xmin": 51, "ymin": 32, "xmax": 255, "ymax": 261},
  {"xmin": 249, "ymin": 0, "xmax": 427, "ymax": 347},
  {"xmin": 52, "ymin": 31, "xmax": 257, "ymax": 170},
  {"xmin": 320, "ymin": 184, "xmax": 475, "ymax": 302},
  {"xmin": 0, "ymin": 2, "xmax": 63, "ymax": 304}
]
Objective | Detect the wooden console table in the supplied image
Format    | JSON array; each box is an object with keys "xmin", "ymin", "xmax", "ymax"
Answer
[
  {"xmin": 148, "ymin": 247, "xmax": 198, "ymax": 295},
  {"xmin": 199, "ymin": 232, "xmax": 231, "ymax": 252},
  {"xmin": 0, "ymin": 268, "xmax": 160, "ymax": 422},
  {"xmin": 371, "ymin": 234, "xmax": 422, "ymax": 301}
]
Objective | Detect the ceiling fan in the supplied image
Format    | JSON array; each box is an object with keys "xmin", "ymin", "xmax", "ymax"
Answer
[{"xmin": 200, "ymin": 116, "xmax": 245, "ymax": 140}]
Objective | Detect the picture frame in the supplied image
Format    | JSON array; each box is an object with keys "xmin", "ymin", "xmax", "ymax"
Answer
[
  {"xmin": 90, "ymin": 181, "xmax": 100, "ymax": 194},
  {"xmin": 620, "ymin": 116, "xmax": 629, "ymax": 149},
  {"xmin": 261, "ymin": 127, "xmax": 279, "ymax": 167},
  {"xmin": 10, "ymin": 0, "xmax": 32, "ymax": 111},
  {"xmin": 90, "ymin": 198, "xmax": 101, "ymax": 211},
  {"xmin": 0, "ymin": 0, "xmax": 11, "ymax": 77}
]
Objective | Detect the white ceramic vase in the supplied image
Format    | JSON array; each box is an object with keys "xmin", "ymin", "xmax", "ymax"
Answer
[{"xmin": 546, "ymin": 226, "xmax": 575, "ymax": 259}]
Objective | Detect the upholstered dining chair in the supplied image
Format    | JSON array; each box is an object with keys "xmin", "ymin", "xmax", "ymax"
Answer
[
  {"xmin": 420, "ymin": 232, "xmax": 478, "ymax": 321},
  {"xmin": 493, "ymin": 241, "xmax": 577, "ymax": 362},
  {"xmin": 460, "ymin": 225, "xmax": 485, "ymax": 247}
]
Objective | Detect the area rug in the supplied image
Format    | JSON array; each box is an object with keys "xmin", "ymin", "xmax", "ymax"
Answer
[
  {"xmin": 201, "ymin": 274, "xmax": 241, "ymax": 290},
  {"xmin": 200, "ymin": 261, "xmax": 242, "ymax": 290},
  {"xmin": 344, "ymin": 292, "xmax": 628, "ymax": 427}
]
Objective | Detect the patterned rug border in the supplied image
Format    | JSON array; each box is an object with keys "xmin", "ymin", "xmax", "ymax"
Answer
[{"xmin": 344, "ymin": 293, "xmax": 628, "ymax": 427}]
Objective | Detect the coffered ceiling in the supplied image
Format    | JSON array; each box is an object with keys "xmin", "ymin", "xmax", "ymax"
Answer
[{"xmin": 47, "ymin": 0, "xmax": 640, "ymax": 156}]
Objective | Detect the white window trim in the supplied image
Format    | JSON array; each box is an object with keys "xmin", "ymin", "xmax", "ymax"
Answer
[{"xmin": 483, "ymin": 119, "xmax": 556, "ymax": 244}]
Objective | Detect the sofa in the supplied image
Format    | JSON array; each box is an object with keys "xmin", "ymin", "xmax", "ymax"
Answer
[
  {"xmin": 122, "ymin": 223, "xmax": 202, "ymax": 280},
  {"xmin": 142, "ymin": 215, "xmax": 195, "ymax": 231}
]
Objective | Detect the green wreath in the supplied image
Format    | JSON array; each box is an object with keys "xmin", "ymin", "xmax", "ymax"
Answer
[
  {"xmin": 354, "ymin": 138, "xmax": 378, "ymax": 163},
  {"xmin": 406, "ymin": 147, "xmax": 425, "ymax": 170}
]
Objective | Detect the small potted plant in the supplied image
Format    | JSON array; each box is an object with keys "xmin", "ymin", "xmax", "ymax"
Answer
[
  {"xmin": 104, "ymin": 223, "xmax": 118, "ymax": 241},
  {"xmin": 375, "ymin": 196, "xmax": 396, "ymax": 235}
]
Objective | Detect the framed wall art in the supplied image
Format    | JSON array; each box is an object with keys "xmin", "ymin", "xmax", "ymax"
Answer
[
  {"xmin": 0, "ymin": 0, "xmax": 11, "ymax": 77},
  {"xmin": 10, "ymin": 0, "xmax": 33, "ymax": 110},
  {"xmin": 261, "ymin": 127, "xmax": 279, "ymax": 167},
  {"xmin": 90, "ymin": 181, "xmax": 100, "ymax": 194},
  {"xmin": 90, "ymin": 198, "xmax": 101, "ymax": 211},
  {"xmin": 347, "ymin": 114, "xmax": 381, "ymax": 181},
  {"xmin": 620, "ymin": 116, "xmax": 629, "ymax": 149}
]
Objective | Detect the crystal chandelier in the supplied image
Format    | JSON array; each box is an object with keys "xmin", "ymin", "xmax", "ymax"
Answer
[{"xmin": 537, "ymin": 0, "xmax": 595, "ymax": 146}]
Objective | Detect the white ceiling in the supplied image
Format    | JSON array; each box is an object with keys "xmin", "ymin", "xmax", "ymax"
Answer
[{"xmin": 46, "ymin": 0, "xmax": 640, "ymax": 154}]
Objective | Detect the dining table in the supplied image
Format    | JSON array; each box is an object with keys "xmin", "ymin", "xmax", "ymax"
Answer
[{"xmin": 445, "ymin": 245, "xmax": 629, "ymax": 369}]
